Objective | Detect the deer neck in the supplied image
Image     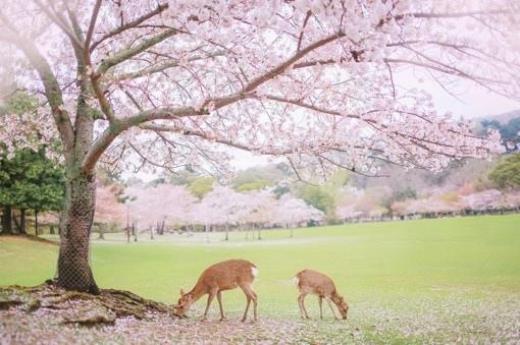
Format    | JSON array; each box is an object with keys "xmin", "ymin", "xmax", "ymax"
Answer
[
  {"xmin": 188, "ymin": 281, "xmax": 208, "ymax": 302},
  {"xmin": 331, "ymin": 291, "xmax": 342, "ymax": 307}
]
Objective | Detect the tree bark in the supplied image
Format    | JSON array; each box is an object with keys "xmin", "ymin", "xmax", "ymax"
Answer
[
  {"xmin": 35, "ymin": 210, "xmax": 39, "ymax": 236},
  {"xmin": 98, "ymin": 224, "xmax": 105, "ymax": 240},
  {"xmin": 224, "ymin": 223, "xmax": 229, "ymax": 241},
  {"xmin": 1, "ymin": 206, "xmax": 13, "ymax": 234},
  {"xmin": 15, "ymin": 209, "xmax": 27, "ymax": 234},
  {"xmin": 57, "ymin": 172, "xmax": 99, "ymax": 294}
]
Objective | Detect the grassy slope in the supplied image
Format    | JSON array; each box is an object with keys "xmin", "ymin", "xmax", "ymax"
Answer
[{"xmin": 1, "ymin": 215, "xmax": 519, "ymax": 319}]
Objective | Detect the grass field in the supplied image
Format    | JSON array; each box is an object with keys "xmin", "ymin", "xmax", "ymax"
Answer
[{"xmin": 1, "ymin": 214, "xmax": 520, "ymax": 344}]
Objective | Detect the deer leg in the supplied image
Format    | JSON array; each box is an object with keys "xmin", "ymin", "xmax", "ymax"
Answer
[
  {"xmin": 240, "ymin": 284, "xmax": 258, "ymax": 322},
  {"xmin": 216, "ymin": 291, "xmax": 226, "ymax": 321},
  {"xmin": 297, "ymin": 294, "xmax": 305, "ymax": 319},
  {"xmin": 250, "ymin": 289, "xmax": 258, "ymax": 322},
  {"xmin": 300, "ymin": 293, "xmax": 310, "ymax": 319},
  {"xmin": 319, "ymin": 296, "xmax": 323, "ymax": 320},
  {"xmin": 326, "ymin": 298, "xmax": 339, "ymax": 320},
  {"xmin": 240, "ymin": 285, "xmax": 252, "ymax": 322},
  {"xmin": 202, "ymin": 289, "xmax": 217, "ymax": 321}
]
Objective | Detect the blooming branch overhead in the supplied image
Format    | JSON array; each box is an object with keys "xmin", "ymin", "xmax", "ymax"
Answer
[{"xmin": 1, "ymin": 0, "xmax": 517, "ymax": 178}]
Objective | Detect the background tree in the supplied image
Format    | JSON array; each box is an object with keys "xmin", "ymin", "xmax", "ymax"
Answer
[
  {"xmin": 481, "ymin": 117, "xmax": 520, "ymax": 152},
  {"xmin": 0, "ymin": 147, "xmax": 64, "ymax": 235},
  {"xmin": 489, "ymin": 154, "xmax": 520, "ymax": 189},
  {"xmin": 0, "ymin": 0, "xmax": 517, "ymax": 292},
  {"xmin": 187, "ymin": 177, "xmax": 215, "ymax": 200}
]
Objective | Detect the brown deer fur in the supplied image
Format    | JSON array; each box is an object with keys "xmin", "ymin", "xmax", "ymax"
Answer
[
  {"xmin": 174, "ymin": 259, "xmax": 258, "ymax": 322},
  {"xmin": 295, "ymin": 269, "xmax": 349, "ymax": 320}
]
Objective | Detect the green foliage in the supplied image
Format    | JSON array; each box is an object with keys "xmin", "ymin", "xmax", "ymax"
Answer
[
  {"xmin": 489, "ymin": 153, "xmax": 520, "ymax": 189},
  {"xmin": 297, "ymin": 184, "xmax": 335, "ymax": 214},
  {"xmin": 169, "ymin": 166, "xmax": 198, "ymax": 186},
  {"xmin": 293, "ymin": 171, "xmax": 350, "ymax": 219},
  {"xmin": 231, "ymin": 163, "xmax": 290, "ymax": 191},
  {"xmin": 0, "ymin": 147, "xmax": 64, "ymax": 212},
  {"xmin": 235, "ymin": 179, "xmax": 271, "ymax": 192},
  {"xmin": 187, "ymin": 176, "xmax": 215, "ymax": 199},
  {"xmin": 0, "ymin": 91, "xmax": 38, "ymax": 116}
]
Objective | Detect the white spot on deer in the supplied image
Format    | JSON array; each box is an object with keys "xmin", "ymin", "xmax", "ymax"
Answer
[
  {"xmin": 251, "ymin": 266, "xmax": 259, "ymax": 278},
  {"xmin": 292, "ymin": 276, "xmax": 299, "ymax": 286}
]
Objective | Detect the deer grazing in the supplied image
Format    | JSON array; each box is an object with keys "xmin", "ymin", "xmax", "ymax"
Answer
[
  {"xmin": 294, "ymin": 269, "xmax": 349, "ymax": 320},
  {"xmin": 174, "ymin": 259, "xmax": 258, "ymax": 322}
]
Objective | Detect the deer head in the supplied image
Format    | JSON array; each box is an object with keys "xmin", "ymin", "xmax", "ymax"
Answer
[
  {"xmin": 332, "ymin": 293, "xmax": 349, "ymax": 320},
  {"xmin": 174, "ymin": 289, "xmax": 193, "ymax": 318}
]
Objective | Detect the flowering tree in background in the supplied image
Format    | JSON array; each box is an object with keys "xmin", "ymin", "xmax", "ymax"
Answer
[
  {"xmin": 125, "ymin": 185, "xmax": 196, "ymax": 229},
  {"xmin": 274, "ymin": 194, "xmax": 324, "ymax": 237},
  {"xmin": 0, "ymin": 0, "xmax": 518, "ymax": 292},
  {"xmin": 194, "ymin": 186, "xmax": 246, "ymax": 240},
  {"xmin": 461, "ymin": 189, "xmax": 503, "ymax": 211},
  {"xmin": 277, "ymin": 195, "xmax": 324, "ymax": 226},
  {"xmin": 237, "ymin": 190, "xmax": 278, "ymax": 240},
  {"xmin": 93, "ymin": 184, "xmax": 126, "ymax": 238}
]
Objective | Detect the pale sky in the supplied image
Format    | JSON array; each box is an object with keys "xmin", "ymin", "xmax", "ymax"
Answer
[{"xmin": 396, "ymin": 70, "xmax": 520, "ymax": 120}]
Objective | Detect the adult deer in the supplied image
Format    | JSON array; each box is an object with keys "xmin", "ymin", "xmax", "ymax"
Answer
[
  {"xmin": 174, "ymin": 259, "xmax": 258, "ymax": 322},
  {"xmin": 294, "ymin": 269, "xmax": 349, "ymax": 320}
]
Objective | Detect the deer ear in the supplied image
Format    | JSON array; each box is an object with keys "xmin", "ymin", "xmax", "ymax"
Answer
[{"xmin": 180, "ymin": 289, "xmax": 185, "ymax": 296}]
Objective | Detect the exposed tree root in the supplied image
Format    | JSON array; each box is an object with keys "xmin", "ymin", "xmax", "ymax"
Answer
[{"xmin": 0, "ymin": 281, "xmax": 176, "ymax": 325}]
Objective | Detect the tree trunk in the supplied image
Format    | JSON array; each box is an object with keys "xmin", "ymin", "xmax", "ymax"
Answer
[
  {"xmin": 57, "ymin": 172, "xmax": 99, "ymax": 294},
  {"xmin": 1, "ymin": 206, "xmax": 13, "ymax": 234},
  {"xmin": 225, "ymin": 223, "xmax": 229, "ymax": 241},
  {"xmin": 35, "ymin": 210, "xmax": 39, "ymax": 236},
  {"xmin": 98, "ymin": 224, "xmax": 105, "ymax": 240},
  {"xmin": 50, "ymin": 225, "xmax": 55, "ymax": 235},
  {"xmin": 132, "ymin": 223, "xmax": 138, "ymax": 242},
  {"xmin": 19, "ymin": 209, "xmax": 27, "ymax": 234}
]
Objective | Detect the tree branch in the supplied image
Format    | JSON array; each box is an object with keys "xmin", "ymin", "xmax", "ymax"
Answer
[
  {"xmin": 97, "ymin": 28, "xmax": 178, "ymax": 74},
  {"xmin": 90, "ymin": 3, "xmax": 170, "ymax": 52},
  {"xmin": 85, "ymin": 0, "xmax": 102, "ymax": 49},
  {"xmin": 0, "ymin": 14, "xmax": 74, "ymax": 155}
]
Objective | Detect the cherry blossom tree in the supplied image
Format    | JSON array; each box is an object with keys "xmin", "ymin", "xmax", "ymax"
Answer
[
  {"xmin": 461, "ymin": 189, "xmax": 503, "ymax": 211},
  {"xmin": 195, "ymin": 185, "xmax": 247, "ymax": 240},
  {"xmin": 93, "ymin": 184, "xmax": 126, "ymax": 238},
  {"xmin": 274, "ymin": 194, "xmax": 324, "ymax": 236},
  {"xmin": 0, "ymin": 0, "xmax": 518, "ymax": 292},
  {"xmin": 237, "ymin": 190, "xmax": 278, "ymax": 239},
  {"xmin": 125, "ymin": 184, "xmax": 196, "ymax": 230}
]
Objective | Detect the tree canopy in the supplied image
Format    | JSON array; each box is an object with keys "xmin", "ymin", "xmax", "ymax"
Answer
[
  {"xmin": 0, "ymin": 147, "xmax": 65, "ymax": 233},
  {"xmin": 489, "ymin": 154, "xmax": 520, "ymax": 189}
]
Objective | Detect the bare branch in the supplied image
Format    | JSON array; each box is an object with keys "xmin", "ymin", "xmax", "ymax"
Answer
[
  {"xmin": 85, "ymin": 0, "xmax": 102, "ymax": 49},
  {"xmin": 296, "ymin": 10, "xmax": 312, "ymax": 52},
  {"xmin": 90, "ymin": 3, "xmax": 170, "ymax": 52}
]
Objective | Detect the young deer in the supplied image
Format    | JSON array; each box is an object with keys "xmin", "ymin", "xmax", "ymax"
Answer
[
  {"xmin": 174, "ymin": 259, "xmax": 258, "ymax": 322},
  {"xmin": 294, "ymin": 269, "xmax": 349, "ymax": 320}
]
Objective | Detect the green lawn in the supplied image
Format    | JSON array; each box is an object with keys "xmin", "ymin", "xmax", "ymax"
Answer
[{"xmin": 1, "ymin": 214, "xmax": 520, "ymax": 343}]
